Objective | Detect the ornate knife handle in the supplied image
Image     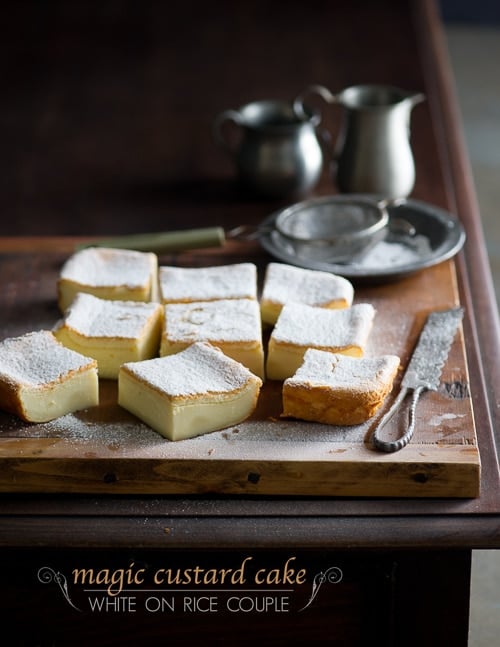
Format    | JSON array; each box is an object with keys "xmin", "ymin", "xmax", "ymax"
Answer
[{"xmin": 372, "ymin": 384, "xmax": 427, "ymax": 453}]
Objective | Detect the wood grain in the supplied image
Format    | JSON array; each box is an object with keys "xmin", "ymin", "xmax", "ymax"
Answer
[{"xmin": 0, "ymin": 244, "xmax": 480, "ymax": 497}]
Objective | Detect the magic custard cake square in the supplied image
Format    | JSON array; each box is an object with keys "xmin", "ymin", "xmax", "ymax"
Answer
[
  {"xmin": 260, "ymin": 262, "xmax": 354, "ymax": 325},
  {"xmin": 54, "ymin": 292, "xmax": 163, "ymax": 379},
  {"xmin": 160, "ymin": 298, "xmax": 265, "ymax": 378},
  {"xmin": 282, "ymin": 349, "xmax": 400, "ymax": 425},
  {"xmin": 266, "ymin": 302, "xmax": 375, "ymax": 380},
  {"xmin": 0, "ymin": 330, "xmax": 99, "ymax": 423},
  {"xmin": 118, "ymin": 341, "xmax": 262, "ymax": 441},
  {"xmin": 158, "ymin": 263, "xmax": 258, "ymax": 304},
  {"xmin": 58, "ymin": 246, "xmax": 158, "ymax": 312}
]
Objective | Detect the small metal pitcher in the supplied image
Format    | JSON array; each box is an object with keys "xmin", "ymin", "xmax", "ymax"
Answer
[
  {"xmin": 213, "ymin": 99, "xmax": 324, "ymax": 198},
  {"xmin": 294, "ymin": 84, "xmax": 425, "ymax": 198}
]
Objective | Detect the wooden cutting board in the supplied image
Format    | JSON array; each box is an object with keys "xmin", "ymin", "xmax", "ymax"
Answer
[{"xmin": 0, "ymin": 241, "xmax": 480, "ymax": 497}]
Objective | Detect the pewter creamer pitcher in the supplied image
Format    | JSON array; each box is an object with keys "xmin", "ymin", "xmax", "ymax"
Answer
[
  {"xmin": 295, "ymin": 84, "xmax": 425, "ymax": 198},
  {"xmin": 213, "ymin": 99, "xmax": 324, "ymax": 198}
]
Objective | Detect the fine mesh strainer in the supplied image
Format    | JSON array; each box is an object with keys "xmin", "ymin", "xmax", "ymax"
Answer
[
  {"xmin": 229, "ymin": 195, "xmax": 403, "ymax": 263},
  {"xmin": 270, "ymin": 195, "xmax": 390, "ymax": 262},
  {"xmin": 76, "ymin": 195, "xmax": 405, "ymax": 265}
]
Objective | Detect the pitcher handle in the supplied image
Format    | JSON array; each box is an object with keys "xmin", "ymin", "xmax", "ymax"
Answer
[
  {"xmin": 213, "ymin": 109, "xmax": 243, "ymax": 155},
  {"xmin": 293, "ymin": 84, "xmax": 338, "ymax": 121},
  {"xmin": 316, "ymin": 125, "xmax": 337, "ymax": 163}
]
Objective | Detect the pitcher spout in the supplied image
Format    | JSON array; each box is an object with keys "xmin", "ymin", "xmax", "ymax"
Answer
[{"xmin": 405, "ymin": 91, "xmax": 426, "ymax": 107}]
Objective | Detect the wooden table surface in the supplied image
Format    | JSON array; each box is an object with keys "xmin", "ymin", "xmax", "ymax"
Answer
[{"xmin": 1, "ymin": 1, "xmax": 499, "ymax": 645}]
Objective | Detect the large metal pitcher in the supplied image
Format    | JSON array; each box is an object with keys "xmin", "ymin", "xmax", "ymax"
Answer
[
  {"xmin": 295, "ymin": 84, "xmax": 425, "ymax": 198},
  {"xmin": 213, "ymin": 99, "xmax": 324, "ymax": 198}
]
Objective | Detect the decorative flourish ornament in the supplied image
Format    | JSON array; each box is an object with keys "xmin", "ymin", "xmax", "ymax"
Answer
[
  {"xmin": 37, "ymin": 566, "xmax": 82, "ymax": 612},
  {"xmin": 299, "ymin": 565, "xmax": 343, "ymax": 611}
]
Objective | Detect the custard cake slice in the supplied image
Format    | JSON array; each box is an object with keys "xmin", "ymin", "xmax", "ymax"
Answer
[
  {"xmin": 158, "ymin": 263, "xmax": 258, "ymax": 304},
  {"xmin": 0, "ymin": 330, "xmax": 99, "ymax": 423},
  {"xmin": 282, "ymin": 349, "xmax": 400, "ymax": 425},
  {"xmin": 160, "ymin": 298, "xmax": 265, "ymax": 379},
  {"xmin": 54, "ymin": 293, "xmax": 163, "ymax": 379},
  {"xmin": 260, "ymin": 262, "xmax": 354, "ymax": 325},
  {"xmin": 118, "ymin": 341, "xmax": 262, "ymax": 441},
  {"xmin": 58, "ymin": 246, "xmax": 158, "ymax": 312},
  {"xmin": 266, "ymin": 302, "xmax": 375, "ymax": 380}
]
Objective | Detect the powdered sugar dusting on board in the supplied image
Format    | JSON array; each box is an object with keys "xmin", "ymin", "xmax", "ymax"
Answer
[{"xmin": 0, "ymin": 407, "xmax": 364, "ymax": 453}]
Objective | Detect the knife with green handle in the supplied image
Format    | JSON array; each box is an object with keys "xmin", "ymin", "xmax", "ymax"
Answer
[{"xmin": 372, "ymin": 306, "xmax": 464, "ymax": 453}]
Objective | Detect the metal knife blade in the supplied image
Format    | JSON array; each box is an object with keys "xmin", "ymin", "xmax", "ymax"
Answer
[
  {"xmin": 402, "ymin": 307, "xmax": 464, "ymax": 391},
  {"xmin": 372, "ymin": 306, "xmax": 464, "ymax": 453}
]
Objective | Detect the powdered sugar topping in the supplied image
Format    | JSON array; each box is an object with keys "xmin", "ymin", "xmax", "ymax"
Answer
[
  {"xmin": 164, "ymin": 299, "xmax": 262, "ymax": 343},
  {"xmin": 352, "ymin": 236, "xmax": 432, "ymax": 269},
  {"xmin": 0, "ymin": 330, "xmax": 95, "ymax": 386},
  {"xmin": 122, "ymin": 342, "xmax": 260, "ymax": 397},
  {"xmin": 261, "ymin": 262, "xmax": 354, "ymax": 307},
  {"xmin": 272, "ymin": 303, "xmax": 375, "ymax": 348},
  {"xmin": 159, "ymin": 263, "xmax": 258, "ymax": 302},
  {"xmin": 288, "ymin": 348, "xmax": 400, "ymax": 391},
  {"xmin": 60, "ymin": 293, "xmax": 161, "ymax": 338},
  {"xmin": 60, "ymin": 247, "xmax": 156, "ymax": 288}
]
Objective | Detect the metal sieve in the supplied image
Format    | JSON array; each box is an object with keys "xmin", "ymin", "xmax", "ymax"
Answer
[
  {"xmin": 228, "ymin": 195, "xmax": 400, "ymax": 263},
  {"xmin": 77, "ymin": 196, "xmax": 404, "ymax": 265},
  {"xmin": 270, "ymin": 195, "xmax": 390, "ymax": 262}
]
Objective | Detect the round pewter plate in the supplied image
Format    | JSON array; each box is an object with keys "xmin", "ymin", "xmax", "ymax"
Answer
[{"xmin": 259, "ymin": 197, "xmax": 466, "ymax": 282}]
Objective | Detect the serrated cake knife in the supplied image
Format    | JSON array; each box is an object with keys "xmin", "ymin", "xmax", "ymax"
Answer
[{"xmin": 372, "ymin": 306, "xmax": 464, "ymax": 453}]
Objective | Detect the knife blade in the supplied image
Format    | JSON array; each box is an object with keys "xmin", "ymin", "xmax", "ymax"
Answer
[{"xmin": 372, "ymin": 306, "xmax": 464, "ymax": 453}]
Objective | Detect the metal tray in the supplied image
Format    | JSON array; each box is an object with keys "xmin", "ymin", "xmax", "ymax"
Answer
[{"xmin": 259, "ymin": 198, "xmax": 466, "ymax": 281}]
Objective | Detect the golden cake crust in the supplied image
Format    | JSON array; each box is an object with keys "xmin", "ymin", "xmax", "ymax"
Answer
[{"xmin": 282, "ymin": 349, "xmax": 400, "ymax": 425}]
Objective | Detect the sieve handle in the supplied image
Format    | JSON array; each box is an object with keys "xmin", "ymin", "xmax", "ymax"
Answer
[
  {"xmin": 75, "ymin": 227, "xmax": 226, "ymax": 254},
  {"xmin": 226, "ymin": 224, "xmax": 274, "ymax": 241}
]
